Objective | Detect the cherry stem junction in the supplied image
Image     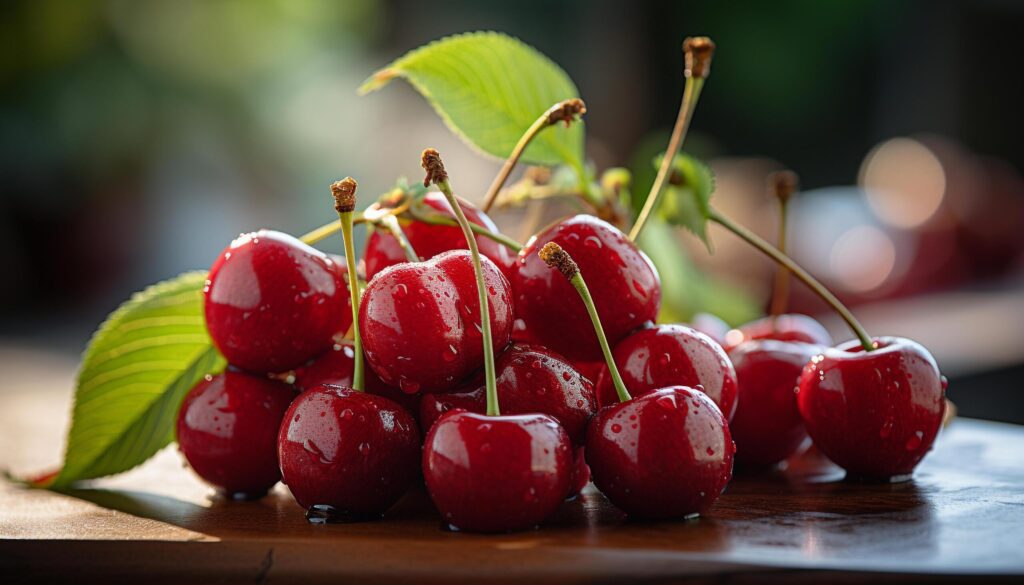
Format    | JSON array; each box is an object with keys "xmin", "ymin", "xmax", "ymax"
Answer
[
  {"xmin": 629, "ymin": 37, "xmax": 714, "ymax": 242},
  {"xmin": 708, "ymin": 209, "xmax": 874, "ymax": 352},
  {"xmin": 480, "ymin": 98, "xmax": 587, "ymax": 214},
  {"xmin": 422, "ymin": 148, "xmax": 500, "ymax": 416},
  {"xmin": 539, "ymin": 242, "xmax": 632, "ymax": 403},
  {"xmin": 331, "ymin": 178, "xmax": 365, "ymax": 390}
]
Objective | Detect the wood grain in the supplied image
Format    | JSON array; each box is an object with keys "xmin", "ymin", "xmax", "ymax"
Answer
[{"xmin": 1, "ymin": 376, "xmax": 1023, "ymax": 583}]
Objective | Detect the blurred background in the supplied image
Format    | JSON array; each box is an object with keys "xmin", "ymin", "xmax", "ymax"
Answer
[{"xmin": 2, "ymin": 0, "xmax": 1022, "ymax": 422}]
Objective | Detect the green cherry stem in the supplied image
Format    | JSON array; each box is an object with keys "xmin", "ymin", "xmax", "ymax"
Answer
[
  {"xmin": 768, "ymin": 170, "xmax": 798, "ymax": 320},
  {"xmin": 628, "ymin": 37, "xmax": 714, "ymax": 242},
  {"xmin": 300, "ymin": 213, "xmax": 366, "ymax": 246},
  {"xmin": 539, "ymin": 243, "xmax": 632, "ymax": 404},
  {"xmin": 408, "ymin": 208, "xmax": 524, "ymax": 253},
  {"xmin": 331, "ymin": 178, "xmax": 365, "ymax": 391},
  {"xmin": 422, "ymin": 149, "xmax": 500, "ymax": 416},
  {"xmin": 480, "ymin": 98, "xmax": 587, "ymax": 214},
  {"xmin": 708, "ymin": 209, "xmax": 875, "ymax": 352}
]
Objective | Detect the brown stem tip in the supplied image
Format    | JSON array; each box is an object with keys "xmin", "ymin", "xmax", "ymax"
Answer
[
  {"xmin": 683, "ymin": 36, "xmax": 715, "ymax": 79},
  {"xmin": 331, "ymin": 177, "xmax": 358, "ymax": 213},
  {"xmin": 421, "ymin": 148, "xmax": 448, "ymax": 187},
  {"xmin": 539, "ymin": 242, "xmax": 579, "ymax": 280},
  {"xmin": 768, "ymin": 170, "xmax": 799, "ymax": 203},
  {"xmin": 547, "ymin": 98, "xmax": 587, "ymax": 128}
]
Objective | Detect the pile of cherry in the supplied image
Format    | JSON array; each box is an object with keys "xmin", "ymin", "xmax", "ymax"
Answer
[{"xmin": 176, "ymin": 152, "xmax": 948, "ymax": 533}]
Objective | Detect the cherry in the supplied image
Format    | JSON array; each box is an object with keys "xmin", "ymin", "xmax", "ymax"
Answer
[
  {"xmin": 204, "ymin": 229, "xmax": 350, "ymax": 374},
  {"xmin": 176, "ymin": 370, "xmax": 296, "ymax": 499},
  {"xmin": 689, "ymin": 312, "xmax": 731, "ymax": 347},
  {"xmin": 364, "ymin": 192, "xmax": 513, "ymax": 279},
  {"xmin": 724, "ymin": 313, "xmax": 832, "ymax": 350},
  {"xmin": 586, "ymin": 387, "xmax": 734, "ymax": 518},
  {"xmin": 511, "ymin": 214, "xmax": 660, "ymax": 362},
  {"xmin": 359, "ymin": 250, "xmax": 513, "ymax": 393},
  {"xmin": 418, "ymin": 149, "xmax": 574, "ymax": 532},
  {"xmin": 423, "ymin": 411, "xmax": 572, "ymax": 531},
  {"xmin": 538, "ymin": 241, "xmax": 734, "ymax": 519},
  {"xmin": 278, "ymin": 384, "xmax": 420, "ymax": 518},
  {"xmin": 797, "ymin": 336, "xmax": 947, "ymax": 480},
  {"xmin": 294, "ymin": 342, "xmax": 421, "ymax": 420},
  {"xmin": 595, "ymin": 324, "xmax": 738, "ymax": 419},
  {"xmin": 418, "ymin": 344, "xmax": 596, "ymax": 444},
  {"xmin": 277, "ymin": 178, "xmax": 422, "ymax": 521},
  {"xmin": 728, "ymin": 339, "xmax": 822, "ymax": 467}
]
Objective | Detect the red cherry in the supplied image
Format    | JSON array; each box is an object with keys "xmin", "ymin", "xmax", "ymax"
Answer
[
  {"xmin": 176, "ymin": 370, "xmax": 296, "ymax": 499},
  {"xmin": 294, "ymin": 342, "xmax": 421, "ymax": 419},
  {"xmin": 422, "ymin": 411, "xmax": 572, "ymax": 532},
  {"xmin": 511, "ymin": 215, "xmax": 660, "ymax": 362},
  {"xmin": 204, "ymin": 230, "xmax": 350, "ymax": 373},
  {"xmin": 360, "ymin": 250, "xmax": 513, "ymax": 394},
  {"xmin": 724, "ymin": 313, "xmax": 832, "ymax": 350},
  {"xmin": 728, "ymin": 339, "xmax": 822, "ymax": 467},
  {"xmin": 595, "ymin": 324, "xmax": 738, "ymax": 419},
  {"xmin": 797, "ymin": 337, "xmax": 946, "ymax": 480},
  {"xmin": 567, "ymin": 446, "xmax": 591, "ymax": 499},
  {"xmin": 417, "ymin": 344, "xmax": 596, "ymax": 444},
  {"xmin": 586, "ymin": 386, "xmax": 735, "ymax": 519},
  {"xmin": 278, "ymin": 384, "xmax": 420, "ymax": 520},
  {"xmin": 364, "ymin": 193, "xmax": 514, "ymax": 279}
]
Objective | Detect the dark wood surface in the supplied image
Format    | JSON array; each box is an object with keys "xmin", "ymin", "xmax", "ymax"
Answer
[{"xmin": 1, "ymin": 377, "xmax": 1023, "ymax": 583}]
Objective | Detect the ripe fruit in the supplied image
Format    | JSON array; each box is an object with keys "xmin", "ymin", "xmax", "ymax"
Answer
[
  {"xmin": 294, "ymin": 342, "xmax": 421, "ymax": 419},
  {"xmin": 422, "ymin": 411, "xmax": 572, "ymax": 532},
  {"xmin": 360, "ymin": 250, "xmax": 513, "ymax": 393},
  {"xmin": 724, "ymin": 313, "xmax": 832, "ymax": 350},
  {"xmin": 418, "ymin": 344, "xmax": 596, "ymax": 444},
  {"xmin": 176, "ymin": 370, "xmax": 296, "ymax": 499},
  {"xmin": 797, "ymin": 337, "xmax": 947, "ymax": 480},
  {"xmin": 204, "ymin": 229, "xmax": 350, "ymax": 373},
  {"xmin": 586, "ymin": 387, "xmax": 735, "ymax": 519},
  {"xmin": 596, "ymin": 324, "xmax": 738, "ymax": 419},
  {"xmin": 363, "ymin": 192, "xmax": 513, "ymax": 279},
  {"xmin": 728, "ymin": 339, "xmax": 821, "ymax": 467},
  {"xmin": 511, "ymin": 215, "xmax": 660, "ymax": 362},
  {"xmin": 278, "ymin": 384, "xmax": 420, "ymax": 518}
]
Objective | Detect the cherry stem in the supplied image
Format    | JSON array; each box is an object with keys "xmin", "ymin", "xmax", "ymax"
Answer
[
  {"xmin": 628, "ymin": 37, "xmax": 715, "ymax": 242},
  {"xmin": 422, "ymin": 149, "xmax": 500, "ymax": 416},
  {"xmin": 481, "ymin": 98, "xmax": 587, "ymax": 214},
  {"xmin": 408, "ymin": 208, "xmax": 524, "ymax": 253},
  {"xmin": 331, "ymin": 178, "xmax": 365, "ymax": 391},
  {"xmin": 300, "ymin": 213, "xmax": 367, "ymax": 246},
  {"xmin": 768, "ymin": 171, "xmax": 797, "ymax": 320},
  {"xmin": 379, "ymin": 214, "xmax": 420, "ymax": 262},
  {"xmin": 539, "ymin": 243, "xmax": 632, "ymax": 403},
  {"xmin": 709, "ymin": 209, "xmax": 875, "ymax": 351}
]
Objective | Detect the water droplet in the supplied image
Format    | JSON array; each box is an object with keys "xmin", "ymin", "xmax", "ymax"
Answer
[
  {"xmin": 478, "ymin": 423, "xmax": 492, "ymax": 432},
  {"xmin": 611, "ymin": 423, "xmax": 622, "ymax": 433},
  {"xmin": 631, "ymin": 280, "xmax": 645, "ymax": 295},
  {"xmin": 392, "ymin": 284, "xmax": 409, "ymax": 299},
  {"xmin": 340, "ymin": 408, "xmax": 354, "ymax": 420},
  {"xmin": 879, "ymin": 418, "xmax": 894, "ymax": 438},
  {"xmin": 442, "ymin": 345, "xmax": 458, "ymax": 362},
  {"xmin": 562, "ymin": 371, "xmax": 571, "ymax": 381},
  {"xmin": 583, "ymin": 236, "xmax": 603, "ymax": 250},
  {"xmin": 531, "ymin": 360, "xmax": 543, "ymax": 370},
  {"xmin": 657, "ymin": 352, "xmax": 671, "ymax": 366},
  {"xmin": 319, "ymin": 411, "xmax": 326, "ymax": 418},
  {"xmin": 358, "ymin": 442, "xmax": 371, "ymax": 456},
  {"xmin": 905, "ymin": 431, "xmax": 924, "ymax": 451},
  {"xmin": 706, "ymin": 447, "xmax": 715, "ymax": 456},
  {"xmin": 655, "ymin": 394, "xmax": 677, "ymax": 411},
  {"xmin": 480, "ymin": 443, "xmax": 492, "ymax": 454},
  {"xmin": 399, "ymin": 378, "xmax": 421, "ymax": 394}
]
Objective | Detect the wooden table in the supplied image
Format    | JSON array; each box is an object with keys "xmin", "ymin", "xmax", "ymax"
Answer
[{"xmin": 1, "ymin": 362, "xmax": 1022, "ymax": 583}]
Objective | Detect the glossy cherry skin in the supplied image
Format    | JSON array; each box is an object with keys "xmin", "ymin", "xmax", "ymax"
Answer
[
  {"xmin": 204, "ymin": 230, "xmax": 350, "ymax": 374},
  {"xmin": 417, "ymin": 344, "xmax": 596, "ymax": 444},
  {"xmin": 511, "ymin": 215, "xmax": 660, "ymax": 362},
  {"xmin": 278, "ymin": 385, "xmax": 420, "ymax": 517},
  {"xmin": 360, "ymin": 250, "xmax": 513, "ymax": 394},
  {"xmin": 568, "ymin": 446, "xmax": 591, "ymax": 499},
  {"xmin": 364, "ymin": 193, "xmax": 514, "ymax": 279},
  {"xmin": 176, "ymin": 371, "xmax": 296, "ymax": 498},
  {"xmin": 728, "ymin": 339, "xmax": 822, "ymax": 467},
  {"xmin": 797, "ymin": 337, "xmax": 947, "ymax": 480},
  {"xmin": 724, "ymin": 313, "xmax": 832, "ymax": 351},
  {"xmin": 422, "ymin": 411, "xmax": 572, "ymax": 532},
  {"xmin": 293, "ymin": 342, "xmax": 420, "ymax": 420},
  {"xmin": 586, "ymin": 387, "xmax": 735, "ymax": 519},
  {"xmin": 596, "ymin": 324, "xmax": 738, "ymax": 420}
]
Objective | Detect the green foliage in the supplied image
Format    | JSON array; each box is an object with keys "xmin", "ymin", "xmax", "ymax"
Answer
[
  {"xmin": 655, "ymin": 152, "xmax": 716, "ymax": 252},
  {"xmin": 359, "ymin": 32, "xmax": 584, "ymax": 170},
  {"xmin": 50, "ymin": 271, "xmax": 223, "ymax": 488}
]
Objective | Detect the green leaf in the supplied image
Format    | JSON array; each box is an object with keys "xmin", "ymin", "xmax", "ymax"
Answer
[
  {"xmin": 360, "ymin": 31, "xmax": 584, "ymax": 169},
  {"xmin": 656, "ymin": 153, "xmax": 716, "ymax": 251},
  {"xmin": 50, "ymin": 271, "xmax": 224, "ymax": 488}
]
